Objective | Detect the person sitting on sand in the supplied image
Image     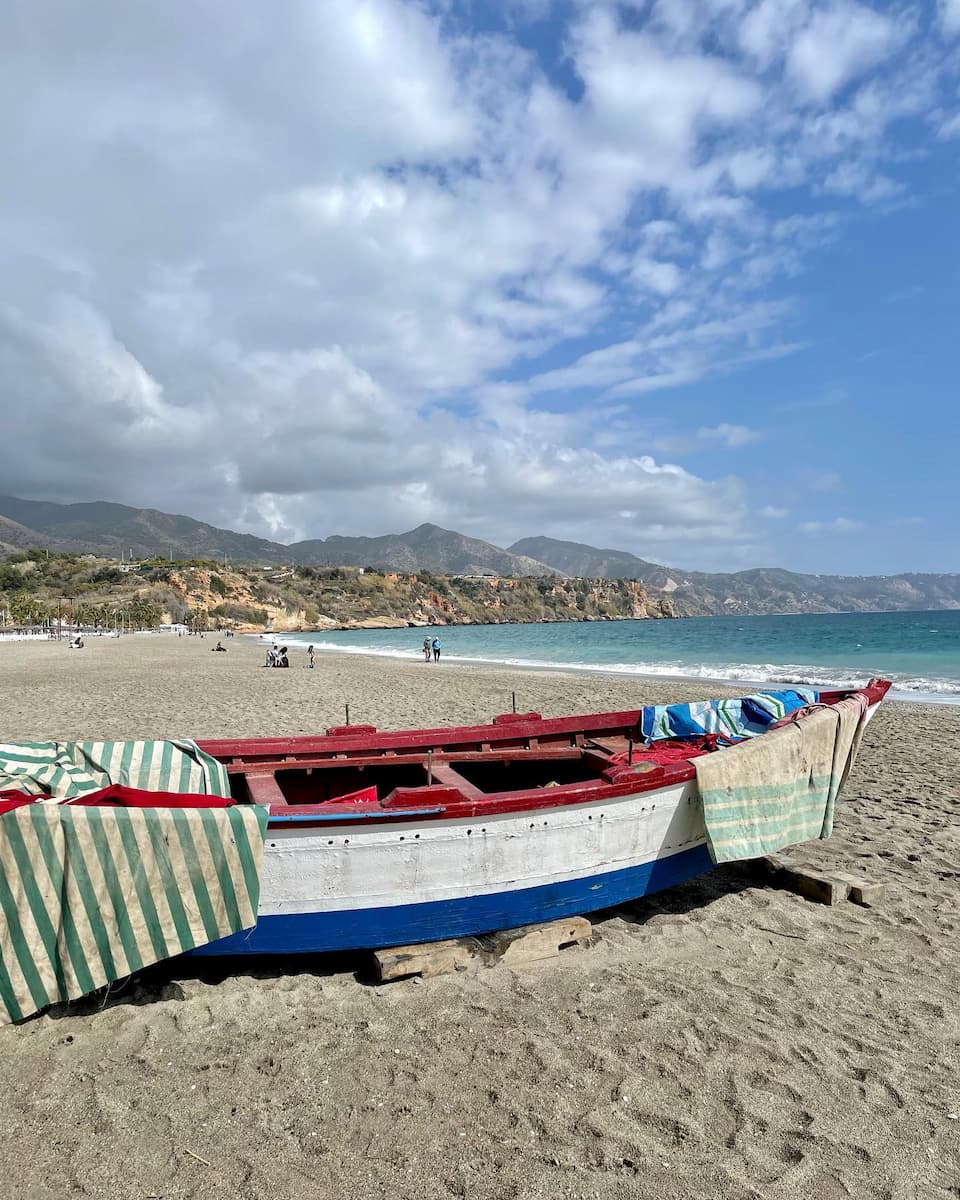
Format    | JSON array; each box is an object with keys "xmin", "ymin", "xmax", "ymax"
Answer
[
  {"xmin": 212, "ymin": 641, "xmax": 227, "ymax": 652},
  {"xmin": 265, "ymin": 644, "xmax": 278, "ymax": 667},
  {"xmin": 276, "ymin": 646, "xmax": 289, "ymax": 668}
]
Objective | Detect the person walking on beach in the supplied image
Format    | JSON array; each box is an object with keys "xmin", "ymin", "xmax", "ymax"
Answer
[
  {"xmin": 422, "ymin": 636, "xmax": 431, "ymax": 662},
  {"xmin": 432, "ymin": 636, "xmax": 441, "ymax": 663},
  {"xmin": 308, "ymin": 645, "xmax": 315, "ymax": 669}
]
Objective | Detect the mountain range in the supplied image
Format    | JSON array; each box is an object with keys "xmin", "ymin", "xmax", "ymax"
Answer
[{"xmin": 1, "ymin": 495, "xmax": 958, "ymax": 616}]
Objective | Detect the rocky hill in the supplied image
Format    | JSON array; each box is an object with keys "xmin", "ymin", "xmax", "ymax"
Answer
[
  {"xmin": 0, "ymin": 513, "xmax": 77, "ymax": 555},
  {"xmin": 290, "ymin": 524, "xmax": 557, "ymax": 577},
  {"xmin": 509, "ymin": 537, "xmax": 663, "ymax": 582},
  {"xmin": 2, "ymin": 495, "xmax": 958, "ymax": 616},
  {"xmin": 0, "ymin": 495, "xmax": 289, "ymax": 565},
  {"xmin": 0, "ymin": 553, "xmax": 673, "ymax": 632},
  {"xmin": 510, "ymin": 536, "xmax": 960, "ymax": 615},
  {"xmin": 0, "ymin": 498, "xmax": 553, "ymax": 577}
]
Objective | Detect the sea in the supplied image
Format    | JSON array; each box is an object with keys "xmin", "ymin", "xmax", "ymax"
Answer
[{"xmin": 274, "ymin": 609, "xmax": 960, "ymax": 705}]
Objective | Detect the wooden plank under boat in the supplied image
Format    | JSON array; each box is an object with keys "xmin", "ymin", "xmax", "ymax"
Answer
[{"xmin": 186, "ymin": 679, "xmax": 892, "ymax": 957}]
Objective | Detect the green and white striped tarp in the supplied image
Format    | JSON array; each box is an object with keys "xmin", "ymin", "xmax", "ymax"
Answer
[
  {"xmin": 0, "ymin": 802, "xmax": 269, "ymax": 1024},
  {"xmin": 693, "ymin": 695, "xmax": 868, "ymax": 864},
  {"xmin": 0, "ymin": 739, "xmax": 231, "ymax": 800}
]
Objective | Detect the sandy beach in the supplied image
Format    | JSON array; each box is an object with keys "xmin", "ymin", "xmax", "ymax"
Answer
[{"xmin": 0, "ymin": 633, "xmax": 958, "ymax": 1199}]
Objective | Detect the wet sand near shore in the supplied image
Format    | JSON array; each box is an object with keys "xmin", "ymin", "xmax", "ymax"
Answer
[{"xmin": 1, "ymin": 633, "xmax": 958, "ymax": 1199}]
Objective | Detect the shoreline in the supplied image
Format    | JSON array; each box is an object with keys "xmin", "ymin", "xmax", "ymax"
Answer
[
  {"xmin": 248, "ymin": 633, "xmax": 960, "ymax": 708},
  {"xmin": 0, "ymin": 629, "xmax": 936, "ymax": 742}
]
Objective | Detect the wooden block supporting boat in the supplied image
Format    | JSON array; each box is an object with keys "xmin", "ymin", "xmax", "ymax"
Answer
[
  {"xmin": 484, "ymin": 916, "xmax": 593, "ymax": 965},
  {"xmin": 755, "ymin": 855, "xmax": 885, "ymax": 908},
  {"xmin": 373, "ymin": 916, "xmax": 592, "ymax": 981},
  {"xmin": 849, "ymin": 881, "xmax": 886, "ymax": 907},
  {"xmin": 374, "ymin": 939, "xmax": 476, "ymax": 981}
]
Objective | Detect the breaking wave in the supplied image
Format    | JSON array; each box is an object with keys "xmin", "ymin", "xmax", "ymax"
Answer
[{"xmin": 271, "ymin": 633, "xmax": 960, "ymax": 705}]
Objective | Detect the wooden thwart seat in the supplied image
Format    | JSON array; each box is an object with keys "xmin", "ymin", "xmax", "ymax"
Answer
[{"xmin": 426, "ymin": 762, "xmax": 485, "ymax": 799}]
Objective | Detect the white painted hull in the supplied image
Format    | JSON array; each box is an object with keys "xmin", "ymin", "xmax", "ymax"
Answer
[{"xmin": 194, "ymin": 775, "xmax": 711, "ymax": 955}]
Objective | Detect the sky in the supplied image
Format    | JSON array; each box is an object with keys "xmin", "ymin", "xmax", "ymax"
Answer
[{"xmin": 1, "ymin": 1, "xmax": 958, "ymax": 576}]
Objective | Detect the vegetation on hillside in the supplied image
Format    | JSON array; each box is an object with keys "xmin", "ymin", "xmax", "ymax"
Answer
[{"xmin": 0, "ymin": 550, "xmax": 674, "ymax": 632}]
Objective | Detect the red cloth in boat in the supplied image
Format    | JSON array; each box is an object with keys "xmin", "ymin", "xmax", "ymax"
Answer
[
  {"xmin": 69, "ymin": 784, "xmax": 234, "ymax": 808},
  {"xmin": 607, "ymin": 734, "xmax": 733, "ymax": 768},
  {"xmin": 0, "ymin": 785, "xmax": 234, "ymax": 810},
  {"xmin": 0, "ymin": 792, "xmax": 37, "ymax": 815}
]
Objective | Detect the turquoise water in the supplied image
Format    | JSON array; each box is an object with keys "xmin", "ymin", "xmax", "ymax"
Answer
[{"xmin": 273, "ymin": 610, "xmax": 960, "ymax": 704}]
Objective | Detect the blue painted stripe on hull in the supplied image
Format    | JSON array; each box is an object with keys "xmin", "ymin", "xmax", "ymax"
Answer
[{"xmin": 190, "ymin": 844, "xmax": 715, "ymax": 957}]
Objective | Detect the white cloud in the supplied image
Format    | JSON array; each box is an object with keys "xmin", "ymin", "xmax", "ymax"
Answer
[
  {"xmin": 650, "ymin": 422, "xmax": 766, "ymax": 455},
  {"xmin": 799, "ymin": 517, "xmax": 865, "ymax": 534},
  {"xmin": 5, "ymin": 300, "xmax": 195, "ymax": 440},
  {"xmin": 529, "ymin": 301, "xmax": 801, "ymax": 397},
  {"xmin": 739, "ymin": 0, "xmax": 810, "ymax": 66},
  {"xmin": 938, "ymin": 111, "xmax": 960, "ymax": 139},
  {"xmin": 697, "ymin": 423, "xmax": 765, "ymax": 448},
  {"xmin": 821, "ymin": 159, "xmax": 903, "ymax": 204},
  {"xmin": 801, "ymin": 470, "xmax": 845, "ymax": 493},
  {"xmin": 631, "ymin": 257, "xmax": 683, "ymax": 295},
  {"xmin": 0, "ymin": 0, "xmax": 954, "ymax": 570},
  {"xmin": 940, "ymin": 0, "xmax": 960, "ymax": 36},
  {"xmin": 725, "ymin": 147, "xmax": 777, "ymax": 189},
  {"xmin": 573, "ymin": 12, "xmax": 762, "ymax": 164},
  {"xmin": 786, "ymin": 4, "xmax": 905, "ymax": 103}
]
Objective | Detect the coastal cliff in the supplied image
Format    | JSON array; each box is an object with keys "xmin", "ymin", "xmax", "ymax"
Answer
[
  {"xmin": 0, "ymin": 553, "xmax": 674, "ymax": 632},
  {"xmin": 195, "ymin": 565, "xmax": 676, "ymax": 631}
]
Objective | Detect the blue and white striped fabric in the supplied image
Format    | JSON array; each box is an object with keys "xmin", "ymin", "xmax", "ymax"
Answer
[{"xmin": 640, "ymin": 688, "xmax": 818, "ymax": 743}]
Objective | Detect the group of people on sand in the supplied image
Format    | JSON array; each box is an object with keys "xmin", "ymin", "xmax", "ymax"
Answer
[
  {"xmin": 260, "ymin": 643, "xmax": 316, "ymax": 672},
  {"xmin": 422, "ymin": 635, "xmax": 442, "ymax": 663},
  {"xmin": 262, "ymin": 643, "xmax": 317, "ymax": 668}
]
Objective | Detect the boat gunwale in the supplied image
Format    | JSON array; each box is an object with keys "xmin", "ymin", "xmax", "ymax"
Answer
[
  {"xmin": 198, "ymin": 707, "xmax": 646, "ymax": 761},
  {"xmin": 197, "ymin": 681, "xmax": 888, "ymax": 762},
  {"xmin": 197, "ymin": 680, "xmax": 890, "ymax": 831}
]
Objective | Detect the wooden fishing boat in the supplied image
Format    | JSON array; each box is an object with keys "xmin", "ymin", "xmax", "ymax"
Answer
[{"xmin": 189, "ymin": 679, "xmax": 891, "ymax": 957}]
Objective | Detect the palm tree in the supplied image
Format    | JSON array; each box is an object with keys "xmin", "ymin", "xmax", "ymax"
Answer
[{"xmin": 9, "ymin": 591, "xmax": 43, "ymax": 626}]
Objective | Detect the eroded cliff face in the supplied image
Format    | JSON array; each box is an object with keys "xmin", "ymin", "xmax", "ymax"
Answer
[
  {"xmin": 161, "ymin": 568, "xmax": 676, "ymax": 630},
  {"xmin": 379, "ymin": 576, "xmax": 676, "ymax": 628},
  {"xmin": 165, "ymin": 569, "xmax": 298, "ymax": 631},
  {"xmin": 2, "ymin": 557, "xmax": 675, "ymax": 633}
]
